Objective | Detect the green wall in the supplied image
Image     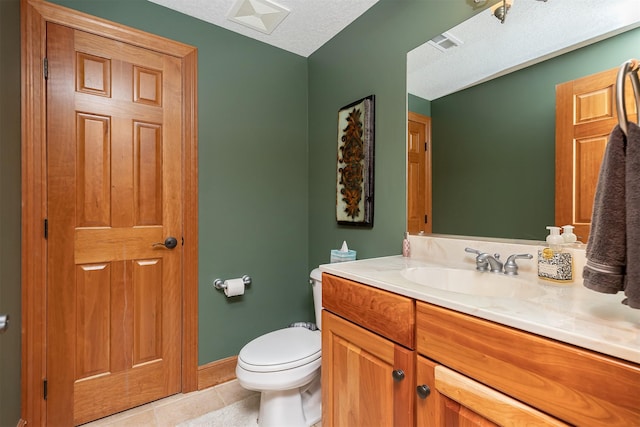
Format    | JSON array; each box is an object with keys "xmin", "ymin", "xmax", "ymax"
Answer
[
  {"xmin": 430, "ymin": 26, "xmax": 640, "ymax": 240},
  {"xmin": 408, "ymin": 93, "xmax": 431, "ymax": 117},
  {"xmin": 47, "ymin": 0, "xmax": 310, "ymax": 364},
  {"xmin": 0, "ymin": 0, "xmax": 23, "ymax": 425},
  {"xmin": 307, "ymin": 1, "xmax": 481, "ymax": 269}
]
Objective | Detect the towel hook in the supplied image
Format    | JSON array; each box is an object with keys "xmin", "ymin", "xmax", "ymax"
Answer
[{"xmin": 615, "ymin": 58, "xmax": 640, "ymax": 137}]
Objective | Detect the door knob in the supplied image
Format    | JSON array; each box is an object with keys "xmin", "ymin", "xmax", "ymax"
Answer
[
  {"xmin": 416, "ymin": 384, "xmax": 431, "ymax": 399},
  {"xmin": 153, "ymin": 236, "xmax": 178, "ymax": 249},
  {"xmin": 392, "ymin": 369, "xmax": 405, "ymax": 381}
]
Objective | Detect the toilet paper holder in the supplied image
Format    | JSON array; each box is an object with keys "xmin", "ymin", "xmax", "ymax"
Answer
[{"xmin": 213, "ymin": 275, "xmax": 252, "ymax": 290}]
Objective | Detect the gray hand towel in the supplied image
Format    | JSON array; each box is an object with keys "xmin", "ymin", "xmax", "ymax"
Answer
[
  {"xmin": 583, "ymin": 123, "xmax": 640, "ymax": 309},
  {"xmin": 624, "ymin": 122, "xmax": 640, "ymax": 308},
  {"xmin": 584, "ymin": 125, "xmax": 626, "ymax": 294}
]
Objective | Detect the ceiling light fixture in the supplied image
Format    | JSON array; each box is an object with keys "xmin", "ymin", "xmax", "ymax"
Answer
[
  {"xmin": 491, "ymin": 0, "xmax": 513, "ymax": 23},
  {"xmin": 227, "ymin": 0, "xmax": 290, "ymax": 34}
]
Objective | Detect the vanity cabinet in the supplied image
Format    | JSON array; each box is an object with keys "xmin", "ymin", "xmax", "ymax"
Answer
[
  {"xmin": 321, "ymin": 273, "xmax": 415, "ymax": 427},
  {"xmin": 321, "ymin": 273, "xmax": 640, "ymax": 427}
]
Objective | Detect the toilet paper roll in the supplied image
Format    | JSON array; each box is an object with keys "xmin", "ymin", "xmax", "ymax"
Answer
[{"xmin": 224, "ymin": 278, "xmax": 245, "ymax": 297}]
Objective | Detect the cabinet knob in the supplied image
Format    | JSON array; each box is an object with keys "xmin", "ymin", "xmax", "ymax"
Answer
[
  {"xmin": 392, "ymin": 369, "xmax": 405, "ymax": 381},
  {"xmin": 416, "ymin": 385, "xmax": 431, "ymax": 399}
]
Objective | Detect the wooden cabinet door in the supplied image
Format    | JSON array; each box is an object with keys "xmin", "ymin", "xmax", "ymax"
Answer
[
  {"xmin": 417, "ymin": 356, "xmax": 498, "ymax": 427},
  {"xmin": 555, "ymin": 66, "xmax": 638, "ymax": 242},
  {"xmin": 322, "ymin": 310, "xmax": 414, "ymax": 427},
  {"xmin": 416, "ymin": 356, "xmax": 567, "ymax": 427},
  {"xmin": 46, "ymin": 23, "xmax": 183, "ymax": 425},
  {"xmin": 407, "ymin": 112, "xmax": 432, "ymax": 235},
  {"xmin": 416, "ymin": 355, "xmax": 442, "ymax": 426}
]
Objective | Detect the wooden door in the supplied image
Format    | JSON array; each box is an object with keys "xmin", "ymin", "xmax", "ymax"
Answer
[
  {"xmin": 321, "ymin": 310, "xmax": 414, "ymax": 427},
  {"xmin": 555, "ymin": 66, "xmax": 638, "ymax": 243},
  {"xmin": 46, "ymin": 23, "xmax": 182, "ymax": 425},
  {"xmin": 408, "ymin": 112, "xmax": 432, "ymax": 235}
]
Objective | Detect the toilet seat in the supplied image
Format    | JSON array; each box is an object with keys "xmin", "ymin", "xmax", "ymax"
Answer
[{"xmin": 238, "ymin": 327, "xmax": 321, "ymax": 373}]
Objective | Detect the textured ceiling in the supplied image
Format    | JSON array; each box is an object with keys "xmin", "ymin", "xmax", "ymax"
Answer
[
  {"xmin": 146, "ymin": 0, "xmax": 380, "ymax": 57},
  {"xmin": 408, "ymin": 0, "xmax": 640, "ymax": 100},
  {"xmin": 148, "ymin": 0, "xmax": 640, "ymax": 99}
]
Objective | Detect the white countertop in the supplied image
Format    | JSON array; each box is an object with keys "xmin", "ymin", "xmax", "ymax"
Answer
[{"xmin": 320, "ymin": 255, "xmax": 640, "ymax": 365}]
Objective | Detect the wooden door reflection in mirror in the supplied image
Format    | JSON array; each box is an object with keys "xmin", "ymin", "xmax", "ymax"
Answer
[
  {"xmin": 555, "ymin": 66, "xmax": 638, "ymax": 243},
  {"xmin": 407, "ymin": 112, "xmax": 432, "ymax": 235}
]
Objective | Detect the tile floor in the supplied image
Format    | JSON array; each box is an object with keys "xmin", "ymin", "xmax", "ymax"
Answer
[
  {"xmin": 82, "ymin": 380, "xmax": 257, "ymax": 427},
  {"xmin": 82, "ymin": 380, "xmax": 322, "ymax": 427}
]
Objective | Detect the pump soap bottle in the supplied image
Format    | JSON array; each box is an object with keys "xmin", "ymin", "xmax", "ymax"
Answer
[
  {"xmin": 537, "ymin": 226, "xmax": 573, "ymax": 283},
  {"xmin": 402, "ymin": 232, "xmax": 411, "ymax": 257},
  {"xmin": 562, "ymin": 225, "xmax": 577, "ymax": 244}
]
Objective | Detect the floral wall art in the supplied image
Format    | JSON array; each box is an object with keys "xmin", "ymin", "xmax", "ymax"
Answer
[{"xmin": 336, "ymin": 95, "xmax": 375, "ymax": 226}]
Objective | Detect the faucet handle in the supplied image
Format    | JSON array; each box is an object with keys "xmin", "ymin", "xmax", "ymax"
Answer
[
  {"xmin": 465, "ymin": 247, "xmax": 489, "ymax": 271},
  {"xmin": 503, "ymin": 253, "xmax": 533, "ymax": 275}
]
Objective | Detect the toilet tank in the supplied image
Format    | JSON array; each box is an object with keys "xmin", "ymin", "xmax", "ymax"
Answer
[{"xmin": 310, "ymin": 268, "xmax": 323, "ymax": 329}]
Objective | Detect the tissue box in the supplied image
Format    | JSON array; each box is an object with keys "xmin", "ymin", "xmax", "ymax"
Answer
[{"xmin": 330, "ymin": 249, "xmax": 356, "ymax": 263}]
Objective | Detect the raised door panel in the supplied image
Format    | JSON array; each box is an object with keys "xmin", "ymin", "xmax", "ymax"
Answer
[
  {"xmin": 75, "ymin": 264, "xmax": 111, "ymax": 380},
  {"xmin": 322, "ymin": 310, "xmax": 414, "ymax": 427},
  {"xmin": 76, "ymin": 113, "xmax": 111, "ymax": 227}
]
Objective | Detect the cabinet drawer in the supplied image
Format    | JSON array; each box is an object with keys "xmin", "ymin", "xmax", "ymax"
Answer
[
  {"xmin": 322, "ymin": 273, "xmax": 414, "ymax": 348},
  {"xmin": 416, "ymin": 302, "xmax": 640, "ymax": 427}
]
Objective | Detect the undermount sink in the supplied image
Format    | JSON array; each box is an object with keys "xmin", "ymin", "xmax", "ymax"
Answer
[{"xmin": 400, "ymin": 267, "xmax": 546, "ymax": 298}]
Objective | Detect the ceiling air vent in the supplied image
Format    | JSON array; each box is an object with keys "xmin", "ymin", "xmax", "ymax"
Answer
[
  {"xmin": 227, "ymin": 0, "xmax": 290, "ymax": 34},
  {"xmin": 428, "ymin": 32, "xmax": 463, "ymax": 52}
]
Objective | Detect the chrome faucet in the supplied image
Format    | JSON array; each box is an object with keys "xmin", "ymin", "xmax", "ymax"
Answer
[
  {"xmin": 480, "ymin": 253, "xmax": 504, "ymax": 273},
  {"xmin": 465, "ymin": 247, "xmax": 502, "ymax": 273},
  {"xmin": 465, "ymin": 247, "xmax": 532, "ymax": 275}
]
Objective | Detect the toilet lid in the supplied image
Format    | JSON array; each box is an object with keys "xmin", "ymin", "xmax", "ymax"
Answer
[{"xmin": 238, "ymin": 327, "xmax": 321, "ymax": 373}]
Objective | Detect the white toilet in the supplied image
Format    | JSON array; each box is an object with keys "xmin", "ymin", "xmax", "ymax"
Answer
[{"xmin": 236, "ymin": 269, "xmax": 323, "ymax": 427}]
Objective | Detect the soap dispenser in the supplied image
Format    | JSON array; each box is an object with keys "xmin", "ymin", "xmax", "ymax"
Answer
[
  {"xmin": 546, "ymin": 226, "xmax": 563, "ymax": 250},
  {"xmin": 562, "ymin": 225, "xmax": 577, "ymax": 244},
  {"xmin": 538, "ymin": 226, "xmax": 573, "ymax": 283},
  {"xmin": 402, "ymin": 232, "xmax": 411, "ymax": 257}
]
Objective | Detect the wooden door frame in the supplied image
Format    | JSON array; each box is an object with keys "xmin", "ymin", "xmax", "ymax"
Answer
[{"xmin": 20, "ymin": 1, "xmax": 199, "ymax": 424}]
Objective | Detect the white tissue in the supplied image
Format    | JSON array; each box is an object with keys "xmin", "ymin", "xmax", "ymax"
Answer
[
  {"xmin": 340, "ymin": 241, "xmax": 349, "ymax": 252},
  {"xmin": 224, "ymin": 278, "xmax": 245, "ymax": 297}
]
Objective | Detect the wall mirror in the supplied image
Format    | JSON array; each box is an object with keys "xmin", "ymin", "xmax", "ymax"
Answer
[{"xmin": 407, "ymin": 0, "xmax": 640, "ymax": 241}]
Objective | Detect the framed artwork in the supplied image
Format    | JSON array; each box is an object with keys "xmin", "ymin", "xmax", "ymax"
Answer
[{"xmin": 336, "ymin": 95, "xmax": 375, "ymax": 227}]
